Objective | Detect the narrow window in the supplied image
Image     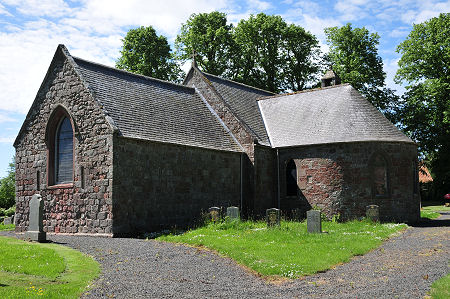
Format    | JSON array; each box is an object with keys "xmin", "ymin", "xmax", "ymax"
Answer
[
  {"xmin": 36, "ymin": 170, "xmax": 40, "ymax": 191},
  {"xmin": 81, "ymin": 166, "xmax": 85, "ymax": 189},
  {"xmin": 413, "ymin": 161, "xmax": 418, "ymax": 194},
  {"xmin": 55, "ymin": 117, "xmax": 73, "ymax": 184},
  {"xmin": 286, "ymin": 159, "xmax": 297, "ymax": 196},
  {"xmin": 371, "ymin": 154, "xmax": 389, "ymax": 197}
]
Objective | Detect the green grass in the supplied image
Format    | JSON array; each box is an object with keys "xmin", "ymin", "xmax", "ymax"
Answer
[
  {"xmin": 158, "ymin": 219, "xmax": 406, "ymax": 278},
  {"xmin": 0, "ymin": 237, "xmax": 100, "ymax": 298},
  {"xmin": 429, "ymin": 273, "xmax": 450, "ymax": 299},
  {"xmin": 421, "ymin": 204, "xmax": 450, "ymax": 220},
  {"xmin": 0, "ymin": 223, "xmax": 15, "ymax": 231},
  {"xmin": 421, "ymin": 205, "xmax": 450, "ymax": 212}
]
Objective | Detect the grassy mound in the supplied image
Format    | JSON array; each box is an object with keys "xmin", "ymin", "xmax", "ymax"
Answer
[
  {"xmin": 0, "ymin": 237, "xmax": 100, "ymax": 298},
  {"xmin": 158, "ymin": 219, "xmax": 406, "ymax": 278}
]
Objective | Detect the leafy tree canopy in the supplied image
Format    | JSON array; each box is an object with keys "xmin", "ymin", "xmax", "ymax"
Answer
[
  {"xmin": 176, "ymin": 12, "xmax": 321, "ymax": 93},
  {"xmin": 395, "ymin": 13, "xmax": 450, "ymax": 195},
  {"xmin": 116, "ymin": 26, "xmax": 184, "ymax": 82},
  {"xmin": 175, "ymin": 11, "xmax": 234, "ymax": 76},
  {"xmin": 0, "ymin": 156, "xmax": 15, "ymax": 209},
  {"xmin": 233, "ymin": 13, "xmax": 321, "ymax": 93},
  {"xmin": 324, "ymin": 23, "xmax": 398, "ymax": 112}
]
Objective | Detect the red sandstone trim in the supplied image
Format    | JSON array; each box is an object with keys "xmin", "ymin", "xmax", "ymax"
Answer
[{"xmin": 47, "ymin": 183, "xmax": 74, "ymax": 189}]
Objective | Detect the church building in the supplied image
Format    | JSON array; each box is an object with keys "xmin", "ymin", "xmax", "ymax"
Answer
[{"xmin": 14, "ymin": 45, "xmax": 420, "ymax": 236}]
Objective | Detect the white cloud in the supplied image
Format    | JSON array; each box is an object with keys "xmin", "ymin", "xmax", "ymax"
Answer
[
  {"xmin": 0, "ymin": 137, "xmax": 15, "ymax": 143},
  {"xmin": 2, "ymin": 0, "xmax": 71, "ymax": 17},
  {"xmin": 246, "ymin": 0, "xmax": 273, "ymax": 11},
  {"xmin": 334, "ymin": 0, "xmax": 369, "ymax": 21}
]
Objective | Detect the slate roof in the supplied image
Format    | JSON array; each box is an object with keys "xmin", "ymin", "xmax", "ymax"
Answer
[
  {"xmin": 201, "ymin": 72, "xmax": 274, "ymax": 146},
  {"xmin": 258, "ymin": 84, "xmax": 414, "ymax": 148},
  {"xmin": 72, "ymin": 57, "xmax": 242, "ymax": 152}
]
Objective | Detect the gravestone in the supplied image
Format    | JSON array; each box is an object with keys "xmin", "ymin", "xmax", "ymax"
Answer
[
  {"xmin": 307, "ymin": 210, "xmax": 322, "ymax": 233},
  {"xmin": 366, "ymin": 205, "xmax": 379, "ymax": 222},
  {"xmin": 266, "ymin": 208, "xmax": 280, "ymax": 227},
  {"xmin": 3, "ymin": 215, "xmax": 13, "ymax": 225},
  {"xmin": 226, "ymin": 206, "xmax": 240, "ymax": 220},
  {"xmin": 25, "ymin": 194, "xmax": 46, "ymax": 242},
  {"xmin": 208, "ymin": 207, "xmax": 220, "ymax": 222}
]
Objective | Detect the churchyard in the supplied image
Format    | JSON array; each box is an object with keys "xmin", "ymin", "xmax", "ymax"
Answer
[{"xmin": 0, "ymin": 203, "xmax": 449, "ymax": 297}]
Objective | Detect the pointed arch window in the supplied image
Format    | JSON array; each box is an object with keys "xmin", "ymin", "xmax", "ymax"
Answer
[
  {"xmin": 55, "ymin": 117, "xmax": 73, "ymax": 184},
  {"xmin": 286, "ymin": 159, "xmax": 297, "ymax": 196},
  {"xmin": 46, "ymin": 106, "xmax": 75, "ymax": 187}
]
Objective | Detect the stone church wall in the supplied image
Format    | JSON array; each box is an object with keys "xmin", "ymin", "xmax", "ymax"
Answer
[
  {"xmin": 253, "ymin": 145, "xmax": 277, "ymax": 216},
  {"xmin": 112, "ymin": 137, "xmax": 242, "ymax": 235},
  {"xmin": 14, "ymin": 53, "xmax": 113, "ymax": 235},
  {"xmin": 278, "ymin": 142, "xmax": 420, "ymax": 222}
]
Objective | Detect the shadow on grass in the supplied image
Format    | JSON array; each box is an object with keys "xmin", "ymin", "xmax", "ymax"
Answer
[{"xmin": 410, "ymin": 217, "xmax": 450, "ymax": 228}]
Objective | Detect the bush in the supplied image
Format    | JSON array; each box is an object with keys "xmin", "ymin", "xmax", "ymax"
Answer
[{"xmin": 0, "ymin": 157, "xmax": 15, "ymax": 209}]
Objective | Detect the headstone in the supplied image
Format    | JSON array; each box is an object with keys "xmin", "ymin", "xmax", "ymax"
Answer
[
  {"xmin": 3, "ymin": 215, "xmax": 13, "ymax": 225},
  {"xmin": 226, "ymin": 206, "xmax": 240, "ymax": 220},
  {"xmin": 366, "ymin": 205, "xmax": 379, "ymax": 222},
  {"xmin": 266, "ymin": 208, "xmax": 280, "ymax": 227},
  {"xmin": 307, "ymin": 210, "xmax": 322, "ymax": 233},
  {"xmin": 25, "ymin": 194, "xmax": 46, "ymax": 242},
  {"xmin": 208, "ymin": 207, "xmax": 220, "ymax": 222}
]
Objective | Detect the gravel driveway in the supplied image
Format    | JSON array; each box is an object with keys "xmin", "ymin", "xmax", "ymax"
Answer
[{"xmin": 3, "ymin": 213, "xmax": 449, "ymax": 298}]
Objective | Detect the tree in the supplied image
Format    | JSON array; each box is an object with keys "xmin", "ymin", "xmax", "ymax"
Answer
[
  {"xmin": 0, "ymin": 156, "xmax": 15, "ymax": 209},
  {"xmin": 175, "ymin": 11, "xmax": 234, "ymax": 76},
  {"xmin": 281, "ymin": 24, "xmax": 322, "ymax": 91},
  {"xmin": 324, "ymin": 24, "xmax": 398, "ymax": 111},
  {"xmin": 395, "ymin": 13, "xmax": 450, "ymax": 197},
  {"xmin": 116, "ymin": 26, "xmax": 184, "ymax": 82},
  {"xmin": 233, "ymin": 13, "xmax": 321, "ymax": 93}
]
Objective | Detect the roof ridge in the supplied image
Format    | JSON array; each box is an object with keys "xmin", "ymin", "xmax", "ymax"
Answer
[
  {"xmin": 201, "ymin": 70, "xmax": 276, "ymax": 95},
  {"xmin": 72, "ymin": 56, "xmax": 195, "ymax": 92},
  {"xmin": 257, "ymin": 83, "xmax": 352, "ymax": 101}
]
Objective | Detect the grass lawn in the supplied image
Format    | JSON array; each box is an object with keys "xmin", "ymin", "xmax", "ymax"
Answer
[
  {"xmin": 0, "ymin": 237, "xmax": 100, "ymax": 298},
  {"xmin": 0, "ymin": 223, "xmax": 15, "ymax": 231},
  {"xmin": 421, "ymin": 204, "xmax": 450, "ymax": 220},
  {"xmin": 429, "ymin": 273, "xmax": 450, "ymax": 299},
  {"xmin": 158, "ymin": 219, "xmax": 406, "ymax": 278}
]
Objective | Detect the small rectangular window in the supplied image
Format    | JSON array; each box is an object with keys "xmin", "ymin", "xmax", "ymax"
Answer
[
  {"xmin": 81, "ymin": 166, "xmax": 85, "ymax": 189},
  {"xmin": 37, "ymin": 170, "xmax": 40, "ymax": 191}
]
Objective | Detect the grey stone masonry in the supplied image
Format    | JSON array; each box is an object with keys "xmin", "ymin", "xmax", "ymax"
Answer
[
  {"xmin": 366, "ymin": 205, "xmax": 380, "ymax": 222},
  {"xmin": 209, "ymin": 207, "xmax": 221, "ymax": 222},
  {"xmin": 266, "ymin": 208, "xmax": 280, "ymax": 227},
  {"xmin": 307, "ymin": 210, "xmax": 322, "ymax": 233},
  {"xmin": 25, "ymin": 194, "xmax": 46, "ymax": 242},
  {"xmin": 226, "ymin": 206, "xmax": 240, "ymax": 220}
]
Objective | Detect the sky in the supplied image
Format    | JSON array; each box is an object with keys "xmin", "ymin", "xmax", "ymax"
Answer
[{"xmin": 0, "ymin": 0, "xmax": 448, "ymax": 178}]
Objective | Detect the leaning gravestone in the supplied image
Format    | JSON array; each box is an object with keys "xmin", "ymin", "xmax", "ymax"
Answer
[
  {"xmin": 25, "ymin": 194, "xmax": 46, "ymax": 242},
  {"xmin": 366, "ymin": 205, "xmax": 379, "ymax": 222},
  {"xmin": 266, "ymin": 208, "xmax": 280, "ymax": 227},
  {"xmin": 226, "ymin": 206, "xmax": 240, "ymax": 220},
  {"xmin": 208, "ymin": 207, "xmax": 220, "ymax": 222},
  {"xmin": 307, "ymin": 210, "xmax": 322, "ymax": 233}
]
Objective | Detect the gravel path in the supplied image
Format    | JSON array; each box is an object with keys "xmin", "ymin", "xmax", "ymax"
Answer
[{"xmin": 3, "ymin": 213, "xmax": 449, "ymax": 298}]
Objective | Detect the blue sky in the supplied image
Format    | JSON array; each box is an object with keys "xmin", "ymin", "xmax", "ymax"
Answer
[{"xmin": 0, "ymin": 0, "xmax": 448, "ymax": 178}]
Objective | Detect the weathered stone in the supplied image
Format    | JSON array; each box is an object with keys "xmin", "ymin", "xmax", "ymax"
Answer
[
  {"xmin": 266, "ymin": 208, "xmax": 280, "ymax": 227},
  {"xmin": 24, "ymin": 194, "xmax": 46, "ymax": 242},
  {"xmin": 366, "ymin": 205, "xmax": 379, "ymax": 222},
  {"xmin": 307, "ymin": 210, "xmax": 322, "ymax": 233},
  {"xmin": 208, "ymin": 207, "xmax": 220, "ymax": 222},
  {"xmin": 3, "ymin": 215, "xmax": 13, "ymax": 225},
  {"xmin": 226, "ymin": 206, "xmax": 240, "ymax": 220}
]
